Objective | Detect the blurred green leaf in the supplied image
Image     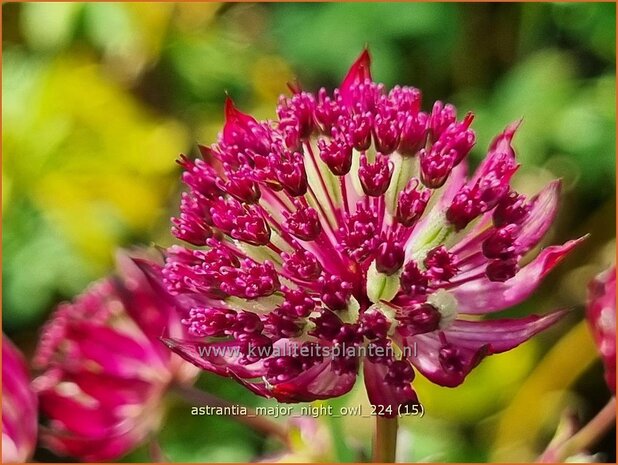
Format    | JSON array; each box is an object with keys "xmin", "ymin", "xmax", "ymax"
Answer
[
  {"xmin": 271, "ymin": 3, "xmax": 459, "ymax": 88},
  {"xmin": 158, "ymin": 400, "xmax": 262, "ymax": 462},
  {"xmin": 21, "ymin": 2, "xmax": 82, "ymax": 51},
  {"xmin": 2, "ymin": 200, "xmax": 95, "ymax": 330}
]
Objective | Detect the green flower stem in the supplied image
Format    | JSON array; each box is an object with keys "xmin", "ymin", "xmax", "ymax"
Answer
[
  {"xmin": 320, "ymin": 397, "xmax": 357, "ymax": 461},
  {"xmin": 148, "ymin": 437, "xmax": 167, "ymax": 462},
  {"xmin": 556, "ymin": 396, "xmax": 616, "ymax": 461},
  {"xmin": 373, "ymin": 416, "xmax": 398, "ymax": 462},
  {"xmin": 173, "ymin": 384, "xmax": 289, "ymax": 446}
]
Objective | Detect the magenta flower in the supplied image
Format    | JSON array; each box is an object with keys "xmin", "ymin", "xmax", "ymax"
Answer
[
  {"xmin": 162, "ymin": 50, "xmax": 583, "ymax": 415},
  {"xmin": 33, "ymin": 251, "xmax": 198, "ymax": 461},
  {"xmin": 2, "ymin": 336, "xmax": 38, "ymax": 463},
  {"xmin": 586, "ymin": 266, "xmax": 616, "ymax": 393}
]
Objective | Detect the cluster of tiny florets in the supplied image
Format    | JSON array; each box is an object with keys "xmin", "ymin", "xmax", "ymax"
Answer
[{"xmin": 162, "ymin": 50, "xmax": 572, "ymax": 403}]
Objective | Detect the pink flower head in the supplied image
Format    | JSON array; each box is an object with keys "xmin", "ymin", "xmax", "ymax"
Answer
[
  {"xmin": 33, "ymin": 251, "xmax": 198, "ymax": 461},
  {"xmin": 586, "ymin": 266, "xmax": 616, "ymax": 393},
  {"xmin": 2, "ymin": 336, "xmax": 38, "ymax": 463},
  {"xmin": 163, "ymin": 50, "xmax": 583, "ymax": 416}
]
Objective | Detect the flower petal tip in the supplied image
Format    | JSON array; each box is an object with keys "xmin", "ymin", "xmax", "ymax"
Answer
[
  {"xmin": 570, "ymin": 234, "xmax": 590, "ymax": 247},
  {"xmin": 508, "ymin": 118, "xmax": 524, "ymax": 134},
  {"xmin": 287, "ymin": 79, "xmax": 302, "ymax": 94},
  {"xmin": 341, "ymin": 48, "xmax": 372, "ymax": 90},
  {"xmin": 224, "ymin": 95, "xmax": 239, "ymax": 119}
]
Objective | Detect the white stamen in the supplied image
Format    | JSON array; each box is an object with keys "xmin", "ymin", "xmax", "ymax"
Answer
[{"xmin": 427, "ymin": 289, "xmax": 458, "ymax": 329}]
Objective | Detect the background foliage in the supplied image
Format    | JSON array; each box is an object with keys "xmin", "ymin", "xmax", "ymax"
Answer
[{"xmin": 3, "ymin": 2, "xmax": 615, "ymax": 462}]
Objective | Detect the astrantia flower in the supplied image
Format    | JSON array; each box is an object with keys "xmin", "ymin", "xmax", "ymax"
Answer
[
  {"xmin": 163, "ymin": 50, "xmax": 583, "ymax": 415},
  {"xmin": 33, "ymin": 251, "xmax": 198, "ymax": 461},
  {"xmin": 586, "ymin": 266, "xmax": 616, "ymax": 393},
  {"xmin": 2, "ymin": 336, "xmax": 38, "ymax": 463}
]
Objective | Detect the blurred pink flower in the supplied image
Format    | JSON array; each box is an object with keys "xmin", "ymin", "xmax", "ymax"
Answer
[
  {"xmin": 2, "ymin": 336, "xmax": 38, "ymax": 463},
  {"xmin": 586, "ymin": 266, "xmax": 616, "ymax": 393},
  {"xmin": 33, "ymin": 251, "xmax": 198, "ymax": 461},
  {"xmin": 162, "ymin": 50, "xmax": 582, "ymax": 415}
]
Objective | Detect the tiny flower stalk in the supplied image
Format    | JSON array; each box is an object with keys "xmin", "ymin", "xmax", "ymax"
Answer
[
  {"xmin": 162, "ymin": 49, "xmax": 584, "ymax": 462},
  {"xmin": 539, "ymin": 266, "xmax": 616, "ymax": 462},
  {"xmin": 538, "ymin": 398, "xmax": 617, "ymax": 462}
]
